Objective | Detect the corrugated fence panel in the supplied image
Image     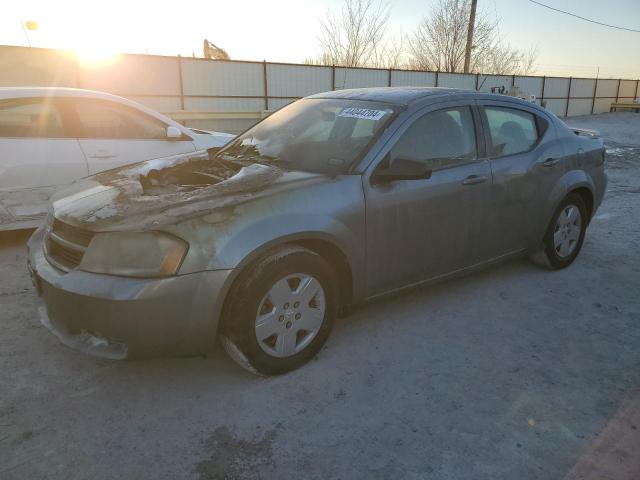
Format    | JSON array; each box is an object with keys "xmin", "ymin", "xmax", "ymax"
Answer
[
  {"xmin": 268, "ymin": 98, "xmax": 297, "ymax": 111},
  {"xmin": 267, "ymin": 64, "xmax": 332, "ymax": 97},
  {"xmin": 514, "ymin": 76, "xmax": 544, "ymax": 97},
  {"xmin": 79, "ymin": 55, "xmax": 180, "ymax": 95},
  {"xmin": 545, "ymin": 99, "xmax": 567, "ymax": 117},
  {"xmin": 544, "ymin": 78, "xmax": 570, "ymax": 99},
  {"xmin": 477, "ymin": 75, "xmax": 513, "ymax": 92},
  {"xmin": 334, "ymin": 68, "xmax": 388, "ymax": 89},
  {"xmin": 3, "ymin": 46, "xmax": 640, "ymax": 124},
  {"xmin": 595, "ymin": 79, "xmax": 618, "ymax": 98},
  {"xmin": 570, "ymin": 78, "xmax": 595, "ymax": 98},
  {"xmin": 593, "ymin": 98, "xmax": 614, "ymax": 114},
  {"xmin": 181, "ymin": 59, "xmax": 263, "ymax": 97},
  {"xmin": 184, "ymin": 97, "xmax": 264, "ymax": 112},
  {"xmin": 438, "ymin": 73, "xmax": 476, "ymax": 89},
  {"xmin": 567, "ymin": 99, "xmax": 592, "ymax": 116},
  {"xmin": 0, "ymin": 46, "xmax": 77, "ymax": 87},
  {"xmin": 618, "ymin": 80, "xmax": 638, "ymax": 99},
  {"xmin": 127, "ymin": 96, "xmax": 182, "ymax": 112},
  {"xmin": 390, "ymin": 70, "xmax": 436, "ymax": 87}
]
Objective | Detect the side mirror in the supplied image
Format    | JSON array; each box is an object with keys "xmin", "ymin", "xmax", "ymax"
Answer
[
  {"xmin": 373, "ymin": 156, "xmax": 432, "ymax": 183},
  {"xmin": 166, "ymin": 125, "xmax": 182, "ymax": 140}
]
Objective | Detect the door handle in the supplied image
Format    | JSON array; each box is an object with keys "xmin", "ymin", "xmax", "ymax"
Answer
[
  {"xmin": 462, "ymin": 174, "xmax": 488, "ymax": 185},
  {"xmin": 541, "ymin": 158, "xmax": 560, "ymax": 167}
]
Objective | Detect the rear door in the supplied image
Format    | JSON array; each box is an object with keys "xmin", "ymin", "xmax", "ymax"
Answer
[
  {"xmin": 0, "ymin": 97, "xmax": 88, "ymax": 225},
  {"xmin": 478, "ymin": 101, "xmax": 565, "ymax": 255},
  {"xmin": 69, "ymin": 98, "xmax": 196, "ymax": 175},
  {"xmin": 363, "ymin": 102, "xmax": 493, "ymax": 296}
]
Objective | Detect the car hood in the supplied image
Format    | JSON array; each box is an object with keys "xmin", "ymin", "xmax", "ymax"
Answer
[{"xmin": 49, "ymin": 151, "xmax": 328, "ymax": 231}]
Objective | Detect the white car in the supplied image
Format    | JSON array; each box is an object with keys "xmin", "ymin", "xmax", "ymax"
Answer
[{"xmin": 0, "ymin": 87, "xmax": 235, "ymax": 230}]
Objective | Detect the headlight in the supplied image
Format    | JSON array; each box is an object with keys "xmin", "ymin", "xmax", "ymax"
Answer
[{"xmin": 79, "ymin": 232, "xmax": 188, "ymax": 278}]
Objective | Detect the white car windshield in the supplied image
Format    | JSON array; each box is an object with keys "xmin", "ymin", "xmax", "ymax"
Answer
[{"xmin": 216, "ymin": 98, "xmax": 397, "ymax": 174}]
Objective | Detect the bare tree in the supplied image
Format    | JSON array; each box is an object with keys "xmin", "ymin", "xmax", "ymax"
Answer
[
  {"xmin": 371, "ymin": 33, "xmax": 406, "ymax": 69},
  {"xmin": 473, "ymin": 43, "xmax": 539, "ymax": 76},
  {"xmin": 520, "ymin": 47, "xmax": 538, "ymax": 76},
  {"xmin": 317, "ymin": 0, "xmax": 390, "ymax": 67},
  {"xmin": 408, "ymin": 0, "xmax": 537, "ymax": 75}
]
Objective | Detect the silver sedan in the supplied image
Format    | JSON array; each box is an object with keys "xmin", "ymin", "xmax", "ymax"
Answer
[{"xmin": 27, "ymin": 87, "xmax": 607, "ymax": 374}]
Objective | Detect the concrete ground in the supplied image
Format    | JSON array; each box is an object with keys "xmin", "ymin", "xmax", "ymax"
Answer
[{"xmin": 1, "ymin": 113, "xmax": 639, "ymax": 480}]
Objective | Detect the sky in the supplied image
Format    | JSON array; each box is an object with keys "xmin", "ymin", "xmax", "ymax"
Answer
[{"xmin": 1, "ymin": 0, "xmax": 639, "ymax": 79}]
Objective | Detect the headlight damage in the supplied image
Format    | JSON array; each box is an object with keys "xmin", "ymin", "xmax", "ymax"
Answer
[{"xmin": 79, "ymin": 231, "xmax": 188, "ymax": 278}]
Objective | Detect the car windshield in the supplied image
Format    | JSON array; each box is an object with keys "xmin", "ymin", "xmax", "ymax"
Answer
[{"xmin": 216, "ymin": 98, "xmax": 398, "ymax": 174}]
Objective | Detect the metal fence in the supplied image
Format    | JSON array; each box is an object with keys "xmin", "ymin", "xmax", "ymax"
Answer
[{"xmin": 1, "ymin": 45, "xmax": 638, "ymax": 134}]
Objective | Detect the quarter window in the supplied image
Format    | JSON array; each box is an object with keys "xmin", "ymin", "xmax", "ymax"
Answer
[
  {"xmin": 390, "ymin": 107, "xmax": 477, "ymax": 171},
  {"xmin": 0, "ymin": 99, "xmax": 65, "ymax": 138},
  {"xmin": 484, "ymin": 107, "xmax": 539, "ymax": 157},
  {"xmin": 73, "ymin": 100, "xmax": 168, "ymax": 139}
]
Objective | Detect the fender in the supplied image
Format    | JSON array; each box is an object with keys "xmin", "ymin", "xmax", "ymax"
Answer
[
  {"xmin": 534, "ymin": 169, "xmax": 595, "ymax": 246},
  {"xmin": 208, "ymin": 213, "xmax": 366, "ymax": 301}
]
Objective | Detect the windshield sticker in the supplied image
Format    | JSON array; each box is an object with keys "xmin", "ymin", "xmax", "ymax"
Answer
[{"xmin": 338, "ymin": 108, "xmax": 387, "ymax": 121}]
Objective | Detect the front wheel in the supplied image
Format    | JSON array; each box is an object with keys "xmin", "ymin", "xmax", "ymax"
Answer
[
  {"xmin": 219, "ymin": 245, "xmax": 337, "ymax": 375},
  {"xmin": 537, "ymin": 193, "xmax": 588, "ymax": 270}
]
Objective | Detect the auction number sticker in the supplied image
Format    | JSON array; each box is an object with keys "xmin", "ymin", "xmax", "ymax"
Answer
[{"xmin": 338, "ymin": 108, "xmax": 387, "ymax": 121}]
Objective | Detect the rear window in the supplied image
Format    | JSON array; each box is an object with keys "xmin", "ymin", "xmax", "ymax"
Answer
[{"xmin": 484, "ymin": 107, "xmax": 539, "ymax": 158}]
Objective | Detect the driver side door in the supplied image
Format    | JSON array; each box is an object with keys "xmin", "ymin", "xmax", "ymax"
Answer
[{"xmin": 363, "ymin": 102, "xmax": 493, "ymax": 296}]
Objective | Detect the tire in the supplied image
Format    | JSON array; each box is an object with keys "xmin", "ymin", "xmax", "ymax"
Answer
[
  {"xmin": 537, "ymin": 193, "xmax": 588, "ymax": 270},
  {"xmin": 219, "ymin": 245, "xmax": 338, "ymax": 375}
]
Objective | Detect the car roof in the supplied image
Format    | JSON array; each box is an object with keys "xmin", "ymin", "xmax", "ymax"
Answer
[
  {"xmin": 0, "ymin": 86, "xmax": 188, "ymax": 127},
  {"xmin": 308, "ymin": 87, "xmax": 472, "ymax": 106},
  {"xmin": 0, "ymin": 86, "xmax": 136, "ymax": 102},
  {"xmin": 308, "ymin": 86, "xmax": 555, "ymax": 120}
]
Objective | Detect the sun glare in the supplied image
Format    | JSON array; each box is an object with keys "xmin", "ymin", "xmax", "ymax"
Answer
[{"xmin": 73, "ymin": 46, "xmax": 117, "ymax": 66}]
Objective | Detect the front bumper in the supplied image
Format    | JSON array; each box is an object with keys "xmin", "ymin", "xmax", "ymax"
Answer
[
  {"xmin": 595, "ymin": 172, "xmax": 607, "ymax": 213},
  {"xmin": 27, "ymin": 226, "xmax": 232, "ymax": 359}
]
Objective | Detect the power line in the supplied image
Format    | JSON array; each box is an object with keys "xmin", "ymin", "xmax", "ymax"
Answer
[{"xmin": 528, "ymin": 0, "xmax": 640, "ymax": 33}]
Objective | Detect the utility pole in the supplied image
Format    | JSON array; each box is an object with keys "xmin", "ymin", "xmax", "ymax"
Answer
[{"xmin": 463, "ymin": 0, "xmax": 477, "ymax": 73}]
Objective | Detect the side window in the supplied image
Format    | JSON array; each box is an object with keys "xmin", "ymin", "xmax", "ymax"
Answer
[
  {"xmin": 484, "ymin": 107, "xmax": 538, "ymax": 157},
  {"xmin": 0, "ymin": 99, "xmax": 65, "ymax": 138},
  {"xmin": 390, "ymin": 107, "xmax": 477, "ymax": 171},
  {"xmin": 73, "ymin": 100, "xmax": 168, "ymax": 140}
]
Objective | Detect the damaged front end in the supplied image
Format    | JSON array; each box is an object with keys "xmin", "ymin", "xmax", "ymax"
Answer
[
  {"xmin": 138, "ymin": 152, "xmax": 240, "ymax": 195},
  {"xmin": 28, "ymin": 140, "xmax": 336, "ymax": 359},
  {"xmin": 43, "ymin": 150, "xmax": 285, "ymax": 274},
  {"xmin": 28, "ymin": 149, "xmax": 290, "ymax": 359},
  {"xmin": 39, "ymin": 306, "xmax": 128, "ymax": 360},
  {"xmin": 53, "ymin": 149, "xmax": 285, "ymax": 229}
]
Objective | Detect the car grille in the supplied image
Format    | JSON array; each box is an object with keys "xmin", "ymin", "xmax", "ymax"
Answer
[{"xmin": 44, "ymin": 218, "xmax": 95, "ymax": 271}]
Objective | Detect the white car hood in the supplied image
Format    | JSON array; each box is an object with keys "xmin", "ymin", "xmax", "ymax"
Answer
[{"xmin": 189, "ymin": 130, "xmax": 235, "ymax": 150}]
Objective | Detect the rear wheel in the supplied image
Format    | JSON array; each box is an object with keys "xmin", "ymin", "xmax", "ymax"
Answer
[
  {"xmin": 219, "ymin": 245, "xmax": 337, "ymax": 375},
  {"xmin": 536, "ymin": 193, "xmax": 588, "ymax": 269}
]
